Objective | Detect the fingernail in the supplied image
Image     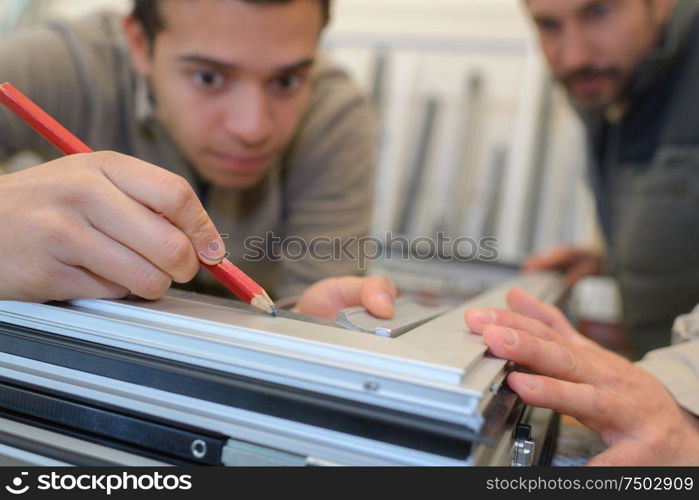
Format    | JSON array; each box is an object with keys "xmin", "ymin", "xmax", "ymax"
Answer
[
  {"xmin": 473, "ymin": 309, "xmax": 496, "ymax": 324},
  {"xmin": 500, "ymin": 327, "xmax": 519, "ymax": 346},
  {"xmin": 199, "ymin": 237, "xmax": 226, "ymax": 264},
  {"xmin": 376, "ymin": 291, "xmax": 394, "ymax": 312}
]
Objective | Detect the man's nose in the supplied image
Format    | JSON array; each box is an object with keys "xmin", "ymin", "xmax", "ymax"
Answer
[
  {"xmin": 558, "ymin": 28, "xmax": 595, "ymax": 73},
  {"xmin": 223, "ymin": 85, "xmax": 273, "ymax": 148}
]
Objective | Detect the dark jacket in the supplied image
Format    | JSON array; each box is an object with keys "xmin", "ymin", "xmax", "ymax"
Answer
[{"xmin": 582, "ymin": 0, "xmax": 699, "ymax": 355}]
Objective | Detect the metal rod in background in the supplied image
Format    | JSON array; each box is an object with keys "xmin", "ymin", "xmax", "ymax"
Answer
[
  {"xmin": 480, "ymin": 144, "xmax": 509, "ymax": 239},
  {"xmin": 394, "ymin": 95, "xmax": 440, "ymax": 236},
  {"xmin": 370, "ymin": 48, "xmax": 389, "ymax": 121},
  {"xmin": 520, "ymin": 76, "xmax": 555, "ymax": 255},
  {"xmin": 446, "ymin": 72, "xmax": 484, "ymax": 239}
]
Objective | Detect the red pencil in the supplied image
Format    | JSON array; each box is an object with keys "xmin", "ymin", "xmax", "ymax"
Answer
[{"xmin": 0, "ymin": 82, "xmax": 278, "ymax": 315}]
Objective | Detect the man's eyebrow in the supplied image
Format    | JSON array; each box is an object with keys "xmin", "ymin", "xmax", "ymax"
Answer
[
  {"xmin": 578, "ymin": 0, "xmax": 611, "ymax": 16},
  {"xmin": 274, "ymin": 59, "xmax": 316, "ymax": 74},
  {"xmin": 177, "ymin": 55, "xmax": 316, "ymax": 74}
]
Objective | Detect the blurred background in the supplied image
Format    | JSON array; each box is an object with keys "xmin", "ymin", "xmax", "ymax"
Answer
[{"xmin": 0, "ymin": 0, "xmax": 602, "ymax": 302}]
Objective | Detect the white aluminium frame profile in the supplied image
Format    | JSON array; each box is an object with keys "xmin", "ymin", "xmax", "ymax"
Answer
[{"xmin": 0, "ymin": 272, "xmax": 565, "ymax": 434}]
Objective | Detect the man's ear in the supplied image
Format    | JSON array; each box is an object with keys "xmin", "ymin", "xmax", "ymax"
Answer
[{"xmin": 122, "ymin": 14, "xmax": 152, "ymax": 76}]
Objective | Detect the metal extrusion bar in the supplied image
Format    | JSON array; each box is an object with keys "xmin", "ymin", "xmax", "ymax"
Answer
[
  {"xmin": 0, "ymin": 272, "xmax": 567, "ymax": 465},
  {"xmin": 0, "ymin": 416, "xmax": 167, "ymax": 466}
]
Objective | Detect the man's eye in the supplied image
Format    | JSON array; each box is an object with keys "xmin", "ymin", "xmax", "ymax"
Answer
[
  {"xmin": 193, "ymin": 70, "xmax": 225, "ymax": 90},
  {"xmin": 588, "ymin": 3, "xmax": 611, "ymax": 19},
  {"xmin": 537, "ymin": 19, "xmax": 561, "ymax": 33},
  {"xmin": 270, "ymin": 74, "xmax": 303, "ymax": 94}
]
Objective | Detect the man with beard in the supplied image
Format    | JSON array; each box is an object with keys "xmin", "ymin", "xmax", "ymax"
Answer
[{"xmin": 522, "ymin": 0, "xmax": 699, "ymax": 355}]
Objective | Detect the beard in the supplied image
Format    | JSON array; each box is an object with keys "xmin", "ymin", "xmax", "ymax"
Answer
[{"xmin": 558, "ymin": 66, "xmax": 627, "ymax": 113}]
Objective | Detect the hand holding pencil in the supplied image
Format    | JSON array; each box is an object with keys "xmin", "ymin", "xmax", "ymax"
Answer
[{"xmin": 0, "ymin": 82, "xmax": 277, "ymax": 315}]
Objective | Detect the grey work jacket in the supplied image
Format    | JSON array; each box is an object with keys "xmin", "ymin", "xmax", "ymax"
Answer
[{"xmin": 638, "ymin": 305, "xmax": 699, "ymax": 417}]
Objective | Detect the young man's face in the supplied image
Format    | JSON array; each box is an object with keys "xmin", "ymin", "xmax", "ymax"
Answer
[
  {"xmin": 526, "ymin": 0, "xmax": 673, "ymax": 112},
  {"xmin": 126, "ymin": 0, "xmax": 323, "ymax": 188}
]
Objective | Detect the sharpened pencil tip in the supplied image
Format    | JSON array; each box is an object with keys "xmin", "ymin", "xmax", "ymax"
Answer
[{"xmin": 250, "ymin": 294, "xmax": 279, "ymax": 316}]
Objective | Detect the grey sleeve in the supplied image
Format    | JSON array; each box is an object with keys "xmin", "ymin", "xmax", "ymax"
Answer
[
  {"xmin": 636, "ymin": 308, "xmax": 699, "ymax": 416},
  {"xmin": 0, "ymin": 23, "xmax": 88, "ymax": 161},
  {"xmin": 278, "ymin": 65, "xmax": 378, "ymax": 298}
]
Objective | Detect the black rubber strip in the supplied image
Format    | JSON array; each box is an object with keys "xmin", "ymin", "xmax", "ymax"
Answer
[
  {"xmin": 537, "ymin": 412, "xmax": 561, "ymax": 466},
  {"xmin": 0, "ymin": 381, "xmax": 223, "ymax": 465}
]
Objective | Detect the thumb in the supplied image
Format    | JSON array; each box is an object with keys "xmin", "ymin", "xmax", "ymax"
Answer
[
  {"xmin": 358, "ymin": 276, "xmax": 398, "ymax": 319},
  {"xmin": 294, "ymin": 276, "xmax": 397, "ymax": 320}
]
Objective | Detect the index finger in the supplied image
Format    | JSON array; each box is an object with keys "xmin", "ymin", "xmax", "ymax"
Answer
[
  {"xmin": 506, "ymin": 288, "xmax": 590, "ymax": 345},
  {"xmin": 465, "ymin": 307, "xmax": 563, "ymax": 342},
  {"xmin": 95, "ymin": 152, "xmax": 226, "ymax": 264}
]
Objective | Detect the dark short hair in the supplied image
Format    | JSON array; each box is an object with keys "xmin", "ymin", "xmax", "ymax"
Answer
[{"xmin": 132, "ymin": 0, "xmax": 332, "ymax": 43}]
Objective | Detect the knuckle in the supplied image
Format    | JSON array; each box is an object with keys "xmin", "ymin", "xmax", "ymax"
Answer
[
  {"xmin": 177, "ymin": 260, "xmax": 200, "ymax": 283},
  {"xmin": 165, "ymin": 175, "xmax": 196, "ymax": 210},
  {"xmin": 644, "ymin": 427, "xmax": 669, "ymax": 453},
  {"xmin": 53, "ymin": 159, "xmax": 110, "ymax": 210},
  {"xmin": 134, "ymin": 267, "xmax": 171, "ymax": 300},
  {"xmin": 99, "ymin": 283, "xmax": 131, "ymax": 300},
  {"xmin": 587, "ymin": 385, "xmax": 607, "ymax": 415},
  {"xmin": 32, "ymin": 261, "xmax": 77, "ymax": 301},
  {"xmin": 40, "ymin": 215, "xmax": 85, "ymax": 253},
  {"xmin": 601, "ymin": 369, "xmax": 624, "ymax": 388},
  {"xmin": 491, "ymin": 309, "xmax": 506, "ymax": 323},
  {"xmin": 158, "ymin": 232, "xmax": 195, "ymax": 274},
  {"xmin": 90, "ymin": 150, "xmax": 125, "ymax": 176},
  {"xmin": 59, "ymin": 177, "xmax": 100, "ymax": 209},
  {"xmin": 40, "ymin": 218, "xmax": 71, "ymax": 249},
  {"xmin": 523, "ymin": 330, "xmax": 541, "ymax": 356},
  {"xmin": 559, "ymin": 347, "xmax": 579, "ymax": 377},
  {"xmin": 31, "ymin": 262, "xmax": 63, "ymax": 294},
  {"xmin": 93, "ymin": 150, "xmax": 118, "ymax": 159},
  {"xmin": 92, "ymin": 150, "xmax": 120, "ymax": 164}
]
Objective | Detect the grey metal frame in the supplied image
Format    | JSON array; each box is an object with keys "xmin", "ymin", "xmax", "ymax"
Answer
[{"xmin": 0, "ymin": 272, "xmax": 565, "ymax": 466}]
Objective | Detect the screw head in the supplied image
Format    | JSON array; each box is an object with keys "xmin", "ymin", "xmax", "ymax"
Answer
[
  {"xmin": 363, "ymin": 381, "xmax": 380, "ymax": 392},
  {"xmin": 191, "ymin": 439, "xmax": 207, "ymax": 459}
]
